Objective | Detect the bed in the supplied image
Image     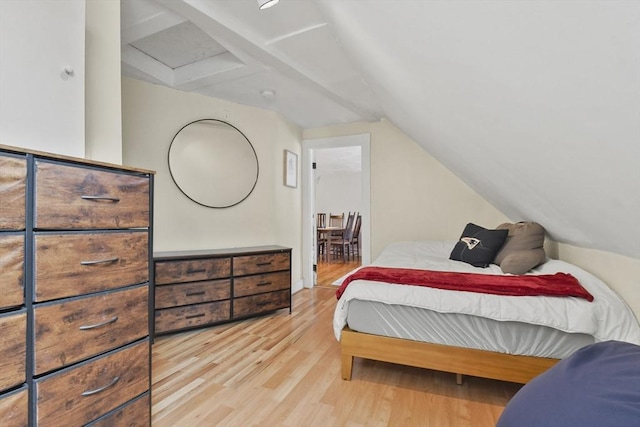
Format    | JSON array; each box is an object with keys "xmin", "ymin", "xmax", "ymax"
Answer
[
  {"xmin": 497, "ymin": 340, "xmax": 640, "ymax": 426},
  {"xmin": 334, "ymin": 240, "xmax": 640, "ymax": 384}
]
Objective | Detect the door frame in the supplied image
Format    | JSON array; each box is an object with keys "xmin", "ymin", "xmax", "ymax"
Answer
[{"xmin": 301, "ymin": 134, "xmax": 371, "ymax": 288}]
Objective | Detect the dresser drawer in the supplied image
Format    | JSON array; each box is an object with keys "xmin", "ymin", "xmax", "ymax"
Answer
[
  {"xmin": 155, "ymin": 279, "xmax": 230, "ymax": 309},
  {"xmin": 0, "ymin": 154, "xmax": 26, "ymax": 231},
  {"xmin": 234, "ymin": 271, "xmax": 290, "ymax": 297},
  {"xmin": 87, "ymin": 393, "xmax": 149, "ymax": 427},
  {"xmin": 34, "ymin": 231, "xmax": 148, "ymax": 301},
  {"xmin": 155, "ymin": 257, "xmax": 230, "ymax": 285},
  {"xmin": 35, "ymin": 340, "xmax": 149, "ymax": 427},
  {"xmin": 34, "ymin": 160, "xmax": 149, "ymax": 229},
  {"xmin": 0, "ymin": 386, "xmax": 28, "ymax": 427},
  {"xmin": 233, "ymin": 252, "xmax": 290, "ymax": 276},
  {"xmin": 233, "ymin": 289, "xmax": 290, "ymax": 318},
  {"xmin": 0, "ymin": 234, "xmax": 24, "ymax": 309},
  {"xmin": 34, "ymin": 286, "xmax": 148, "ymax": 375},
  {"xmin": 155, "ymin": 300, "xmax": 231, "ymax": 334},
  {"xmin": 0, "ymin": 312, "xmax": 26, "ymax": 392}
]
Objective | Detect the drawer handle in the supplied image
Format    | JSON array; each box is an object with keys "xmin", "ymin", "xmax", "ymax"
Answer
[
  {"xmin": 185, "ymin": 291, "xmax": 206, "ymax": 297},
  {"xmin": 256, "ymin": 301, "xmax": 270, "ymax": 307},
  {"xmin": 81, "ymin": 376, "xmax": 120, "ymax": 397},
  {"xmin": 257, "ymin": 282, "xmax": 272, "ymax": 287},
  {"xmin": 256, "ymin": 262, "xmax": 272, "ymax": 267},
  {"xmin": 81, "ymin": 195, "xmax": 121, "ymax": 203},
  {"xmin": 79, "ymin": 316, "xmax": 119, "ymax": 331},
  {"xmin": 187, "ymin": 268, "xmax": 207, "ymax": 274},
  {"xmin": 186, "ymin": 313, "xmax": 205, "ymax": 319},
  {"xmin": 80, "ymin": 257, "xmax": 119, "ymax": 266}
]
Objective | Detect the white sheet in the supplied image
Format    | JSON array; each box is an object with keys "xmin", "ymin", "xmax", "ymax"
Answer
[{"xmin": 333, "ymin": 240, "xmax": 640, "ymax": 346}]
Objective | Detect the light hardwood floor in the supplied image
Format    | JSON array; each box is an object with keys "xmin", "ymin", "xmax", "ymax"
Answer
[
  {"xmin": 151, "ymin": 259, "xmax": 521, "ymax": 426},
  {"xmin": 315, "ymin": 257, "xmax": 362, "ymax": 287}
]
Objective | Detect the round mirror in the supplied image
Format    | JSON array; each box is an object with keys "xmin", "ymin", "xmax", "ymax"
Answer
[{"xmin": 168, "ymin": 119, "xmax": 259, "ymax": 208}]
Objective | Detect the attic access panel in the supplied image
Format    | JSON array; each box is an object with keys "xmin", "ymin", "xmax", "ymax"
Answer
[{"xmin": 129, "ymin": 20, "xmax": 226, "ymax": 69}]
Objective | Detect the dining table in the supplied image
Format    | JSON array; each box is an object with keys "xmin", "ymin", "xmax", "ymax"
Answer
[{"xmin": 317, "ymin": 226, "xmax": 345, "ymax": 263}]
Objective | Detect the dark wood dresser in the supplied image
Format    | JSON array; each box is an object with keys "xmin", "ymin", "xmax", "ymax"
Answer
[
  {"xmin": 153, "ymin": 246, "xmax": 292, "ymax": 336},
  {"xmin": 0, "ymin": 144, "xmax": 154, "ymax": 426}
]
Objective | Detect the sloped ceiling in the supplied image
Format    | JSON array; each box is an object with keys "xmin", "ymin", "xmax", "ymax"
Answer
[{"xmin": 121, "ymin": 0, "xmax": 640, "ymax": 259}]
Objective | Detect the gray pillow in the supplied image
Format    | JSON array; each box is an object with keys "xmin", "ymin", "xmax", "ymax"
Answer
[{"xmin": 494, "ymin": 222, "xmax": 546, "ymax": 274}]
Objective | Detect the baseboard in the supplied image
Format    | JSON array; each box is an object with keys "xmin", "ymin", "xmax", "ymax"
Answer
[{"xmin": 292, "ymin": 279, "xmax": 304, "ymax": 294}]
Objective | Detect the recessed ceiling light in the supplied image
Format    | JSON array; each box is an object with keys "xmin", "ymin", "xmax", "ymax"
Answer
[
  {"xmin": 258, "ymin": 0, "xmax": 279, "ymax": 10},
  {"xmin": 260, "ymin": 89, "xmax": 276, "ymax": 101}
]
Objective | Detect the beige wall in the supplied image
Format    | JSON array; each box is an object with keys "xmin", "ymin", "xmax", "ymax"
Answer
[
  {"xmin": 85, "ymin": 0, "xmax": 122, "ymax": 164},
  {"xmin": 304, "ymin": 120, "xmax": 640, "ymax": 321},
  {"xmin": 120, "ymin": 78, "xmax": 638, "ymax": 320},
  {"xmin": 304, "ymin": 119, "xmax": 510, "ymax": 259},
  {"xmin": 121, "ymin": 78, "xmax": 302, "ymax": 285},
  {"xmin": 9, "ymin": 0, "xmax": 635, "ymax": 320},
  {"xmin": 556, "ymin": 244, "xmax": 639, "ymax": 321}
]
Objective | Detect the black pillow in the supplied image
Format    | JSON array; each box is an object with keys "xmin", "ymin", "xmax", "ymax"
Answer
[{"xmin": 449, "ymin": 223, "xmax": 508, "ymax": 268}]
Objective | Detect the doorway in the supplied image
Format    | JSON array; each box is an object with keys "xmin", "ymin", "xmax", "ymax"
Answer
[{"xmin": 301, "ymin": 134, "xmax": 371, "ymax": 288}]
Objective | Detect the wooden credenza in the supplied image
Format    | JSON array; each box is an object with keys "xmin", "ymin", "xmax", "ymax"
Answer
[
  {"xmin": 0, "ymin": 151, "xmax": 28, "ymax": 427},
  {"xmin": 153, "ymin": 246, "xmax": 292, "ymax": 336},
  {"xmin": 0, "ymin": 144, "xmax": 154, "ymax": 426}
]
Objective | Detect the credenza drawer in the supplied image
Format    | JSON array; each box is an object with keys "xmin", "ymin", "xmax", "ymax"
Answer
[
  {"xmin": 0, "ymin": 386, "xmax": 28, "ymax": 427},
  {"xmin": 233, "ymin": 253, "xmax": 290, "ymax": 276},
  {"xmin": 35, "ymin": 341, "xmax": 149, "ymax": 427},
  {"xmin": 34, "ymin": 231, "xmax": 148, "ymax": 301},
  {"xmin": 155, "ymin": 300, "xmax": 231, "ymax": 334},
  {"xmin": 34, "ymin": 286, "xmax": 148, "ymax": 375},
  {"xmin": 0, "ymin": 154, "xmax": 26, "ymax": 231},
  {"xmin": 234, "ymin": 271, "xmax": 290, "ymax": 297},
  {"xmin": 0, "ymin": 312, "xmax": 26, "ymax": 392},
  {"xmin": 153, "ymin": 246, "xmax": 290, "ymax": 336},
  {"xmin": 34, "ymin": 160, "xmax": 150, "ymax": 229},
  {"xmin": 87, "ymin": 393, "xmax": 150, "ymax": 427},
  {"xmin": 155, "ymin": 258, "xmax": 231, "ymax": 285},
  {"xmin": 155, "ymin": 279, "xmax": 230, "ymax": 309},
  {"xmin": 233, "ymin": 290, "xmax": 290, "ymax": 318},
  {"xmin": 0, "ymin": 234, "xmax": 24, "ymax": 309}
]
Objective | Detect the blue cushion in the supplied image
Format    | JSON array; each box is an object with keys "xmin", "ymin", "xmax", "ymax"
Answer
[{"xmin": 497, "ymin": 341, "xmax": 640, "ymax": 427}]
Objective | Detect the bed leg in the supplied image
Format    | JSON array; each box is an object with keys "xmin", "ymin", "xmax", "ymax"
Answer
[
  {"xmin": 341, "ymin": 354, "xmax": 354, "ymax": 380},
  {"xmin": 456, "ymin": 373, "xmax": 463, "ymax": 385}
]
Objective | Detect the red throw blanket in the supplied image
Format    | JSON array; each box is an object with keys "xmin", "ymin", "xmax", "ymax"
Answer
[{"xmin": 335, "ymin": 266, "xmax": 594, "ymax": 301}]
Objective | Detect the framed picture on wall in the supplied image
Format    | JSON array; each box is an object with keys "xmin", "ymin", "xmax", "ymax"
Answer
[{"xmin": 284, "ymin": 149, "xmax": 298, "ymax": 188}]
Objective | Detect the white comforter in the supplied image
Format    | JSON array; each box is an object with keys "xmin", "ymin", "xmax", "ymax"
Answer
[{"xmin": 333, "ymin": 240, "xmax": 640, "ymax": 346}]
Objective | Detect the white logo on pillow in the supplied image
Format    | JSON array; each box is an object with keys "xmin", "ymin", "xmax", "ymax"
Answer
[{"xmin": 461, "ymin": 237, "xmax": 480, "ymax": 249}]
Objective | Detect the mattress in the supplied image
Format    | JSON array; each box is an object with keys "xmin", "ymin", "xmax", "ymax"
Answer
[
  {"xmin": 334, "ymin": 240, "xmax": 640, "ymax": 358},
  {"xmin": 347, "ymin": 299, "xmax": 594, "ymax": 358}
]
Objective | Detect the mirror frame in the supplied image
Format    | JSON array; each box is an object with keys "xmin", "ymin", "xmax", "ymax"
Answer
[{"xmin": 167, "ymin": 119, "xmax": 259, "ymax": 208}]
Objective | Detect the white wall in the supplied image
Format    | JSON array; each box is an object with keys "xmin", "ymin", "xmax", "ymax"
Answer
[
  {"xmin": 316, "ymin": 170, "xmax": 362, "ymax": 220},
  {"xmin": 0, "ymin": 0, "xmax": 85, "ymax": 157},
  {"xmin": 304, "ymin": 119, "xmax": 510, "ymax": 259},
  {"xmin": 121, "ymin": 78, "xmax": 303, "ymax": 287},
  {"xmin": 85, "ymin": 0, "xmax": 122, "ymax": 164}
]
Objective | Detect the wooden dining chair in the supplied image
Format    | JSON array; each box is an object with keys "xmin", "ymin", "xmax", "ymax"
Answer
[
  {"xmin": 316, "ymin": 213, "xmax": 327, "ymax": 261},
  {"xmin": 351, "ymin": 213, "xmax": 362, "ymax": 258},
  {"xmin": 317, "ymin": 213, "xmax": 326, "ymax": 228},
  {"xmin": 326, "ymin": 212, "xmax": 345, "ymax": 261},
  {"xmin": 330, "ymin": 211, "xmax": 355, "ymax": 262},
  {"xmin": 328, "ymin": 213, "xmax": 343, "ymax": 227}
]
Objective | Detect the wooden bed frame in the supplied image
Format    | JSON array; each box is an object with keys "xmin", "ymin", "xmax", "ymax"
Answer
[{"xmin": 341, "ymin": 327, "xmax": 559, "ymax": 384}]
